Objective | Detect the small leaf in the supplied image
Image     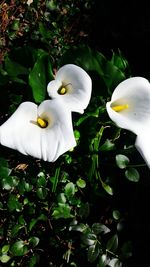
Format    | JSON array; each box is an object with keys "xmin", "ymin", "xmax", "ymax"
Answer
[
  {"xmin": 28, "ymin": 254, "xmax": 40, "ymax": 267},
  {"xmin": 36, "ymin": 187, "xmax": 48, "ymax": 199},
  {"xmin": 70, "ymin": 223, "xmax": 88, "ymax": 233},
  {"xmin": 10, "ymin": 241, "xmax": 28, "ymax": 256},
  {"xmin": 125, "ymin": 168, "xmax": 140, "ymax": 182},
  {"xmin": 37, "ymin": 175, "xmax": 47, "ymax": 187},
  {"xmin": 92, "ymin": 223, "xmax": 110, "ymax": 235},
  {"xmin": 65, "ymin": 182, "xmax": 75, "ymax": 198},
  {"xmin": 108, "ymin": 258, "xmax": 122, "ymax": 267},
  {"xmin": 0, "ymin": 157, "xmax": 11, "ymax": 179},
  {"xmin": 2, "ymin": 245, "xmax": 10, "ymax": 254},
  {"xmin": 0, "ymin": 255, "xmax": 11, "ymax": 263},
  {"xmin": 52, "ymin": 203, "xmax": 73, "ymax": 219},
  {"xmin": 29, "ymin": 214, "xmax": 47, "ymax": 231},
  {"xmin": 7, "ymin": 194, "xmax": 22, "ymax": 212},
  {"xmin": 100, "ymin": 139, "xmax": 115, "ymax": 151},
  {"xmin": 112, "ymin": 210, "xmax": 121, "ymax": 220},
  {"xmin": 81, "ymin": 233, "xmax": 97, "ymax": 246},
  {"xmin": 97, "ymin": 254, "xmax": 109, "ymax": 267},
  {"xmin": 57, "ymin": 193, "xmax": 67, "ymax": 204},
  {"xmin": 29, "ymin": 237, "xmax": 40, "ymax": 248},
  {"xmin": 102, "ymin": 182, "xmax": 113, "ymax": 195},
  {"xmin": 87, "ymin": 242, "xmax": 100, "ymax": 262},
  {"xmin": 106, "ymin": 234, "xmax": 118, "ymax": 253},
  {"xmin": 11, "ymin": 224, "xmax": 23, "ymax": 238},
  {"xmin": 115, "ymin": 154, "xmax": 130, "ymax": 169},
  {"xmin": 76, "ymin": 178, "xmax": 86, "ymax": 188},
  {"xmin": 29, "ymin": 53, "xmax": 49, "ymax": 103}
]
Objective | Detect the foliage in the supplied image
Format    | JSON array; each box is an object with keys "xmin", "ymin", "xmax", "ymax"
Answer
[{"xmin": 0, "ymin": 1, "xmax": 149, "ymax": 266}]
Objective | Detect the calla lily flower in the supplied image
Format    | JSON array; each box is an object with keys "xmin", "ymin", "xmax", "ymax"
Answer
[
  {"xmin": 47, "ymin": 64, "xmax": 92, "ymax": 114},
  {"xmin": 0, "ymin": 99, "xmax": 76, "ymax": 162},
  {"xmin": 106, "ymin": 77, "xmax": 150, "ymax": 167}
]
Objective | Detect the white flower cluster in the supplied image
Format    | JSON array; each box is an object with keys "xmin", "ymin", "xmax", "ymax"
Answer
[{"xmin": 0, "ymin": 64, "xmax": 92, "ymax": 162}]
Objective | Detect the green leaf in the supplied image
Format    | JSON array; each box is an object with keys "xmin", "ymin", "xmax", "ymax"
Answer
[
  {"xmin": 125, "ymin": 168, "xmax": 140, "ymax": 182},
  {"xmin": 102, "ymin": 182, "xmax": 113, "ymax": 196},
  {"xmin": 111, "ymin": 51, "xmax": 129, "ymax": 73},
  {"xmin": 92, "ymin": 223, "xmax": 110, "ymax": 235},
  {"xmin": 112, "ymin": 210, "xmax": 121, "ymax": 220},
  {"xmin": 115, "ymin": 154, "xmax": 130, "ymax": 169},
  {"xmin": 70, "ymin": 223, "xmax": 89, "ymax": 233},
  {"xmin": 10, "ymin": 241, "xmax": 28, "ymax": 256},
  {"xmin": 57, "ymin": 193, "xmax": 67, "ymax": 204},
  {"xmin": 29, "ymin": 237, "xmax": 40, "ymax": 248},
  {"xmin": 0, "ymin": 157, "xmax": 11, "ymax": 179},
  {"xmin": 29, "ymin": 214, "xmax": 47, "ymax": 231},
  {"xmin": 50, "ymin": 167, "xmax": 60, "ymax": 193},
  {"xmin": 76, "ymin": 178, "xmax": 86, "ymax": 188},
  {"xmin": 106, "ymin": 234, "xmax": 118, "ymax": 253},
  {"xmin": 11, "ymin": 19, "xmax": 20, "ymax": 31},
  {"xmin": 11, "ymin": 224, "xmax": 23, "ymax": 238},
  {"xmin": 28, "ymin": 254, "xmax": 40, "ymax": 267},
  {"xmin": 108, "ymin": 258, "xmax": 122, "ymax": 267},
  {"xmin": 29, "ymin": 52, "xmax": 51, "ymax": 103},
  {"xmin": 87, "ymin": 242, "xmax": 100, "ymax": 262},
  {"xmin": 52, "ymin": 203, "xmax": 73, "ymax": 219},
  {"xmin": 5, "ymin": 56, "xmax": 29, "ymax": 77},
  {"xmin": 36, "ymin": 187, "xmax": 48, "ymax": 199},
  {"xmin": 2, "ymin": 245, "xmax": 10, "ymax": 254},
  {"xmin": 37, "ymin": 173, "xmax": 47, "ymax": 187},
  {"xmin": 0, "ymin": 255, "xmax": 11, "ymax": 263},
  {"xmin": 7, "ymin": 194, "xmax": 22, "ymax": 212},
  {"xmin": 81, "ymin": 233, "xmax": 97, "ymax": 246},
  {"xmin": 65, "ymin": 182, "xmax": 75, "ymax": 198},
  {"xmin": 97, "ymin": 254, "xmax": 109, "ymax": 267},
  {"xmin": 1, "ymin": 176, "xmax": 19, "ymax": 190},
  {"xmin": 100, "ymin": 139, "xmax": 115, "ymax": 151}
]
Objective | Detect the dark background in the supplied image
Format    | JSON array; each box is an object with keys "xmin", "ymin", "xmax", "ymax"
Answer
[{"xmin": 90, "ymin": 0, "xmax": 150, "ymax": 78}]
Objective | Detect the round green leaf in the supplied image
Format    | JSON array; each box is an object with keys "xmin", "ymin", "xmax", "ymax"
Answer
[
  {"xmin": 65, "ymin": 182, "xmax": 75, "ymax": 198},
  {"xmin": 2, "ymin": 244, "xmax": 10, "ymax": 254},
  {"xmin": 112, "ymin": 210, "xmax": 121, "ymax": 220},
  {"xmin": 125, "ymin": 168, "xmax": 140, "ymax": 182},
  {"xmin": 76, "ymin": 178, "xmax": 86, "ymax": 188},
  {"xmin": 92, "ymin": 223, "xmax": 110, "ymax": 235},
  {"xmin": 0, "ymin": 255, "xmax": 11, "ymax": 263},
  {"xmin": 36, "ymin": 187, "xmax": 48, "ymax": 199},
  {"xmin": 37, "ymin": 175, "xmax": 47, "ymax": 187},
  {"xmin": 115, "ymin": 154, "xmax": 130, "ymax": 169},
  {"xmin": 29, "ymin": 237, "xmax": 40, "ymax": 248},
  {"xmin": 10, "ymin": 241, "xmax": 28, "ymax": 256}
]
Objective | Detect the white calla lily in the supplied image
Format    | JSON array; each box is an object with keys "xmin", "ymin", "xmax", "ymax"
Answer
[
  {"xmin": 0, "ymin": 99, "xmax": 76, "ymax": 162},
  {"xmin": 106, "ymin": 77, "xmax": 150, "ymax": 167},
  {"xmin": 47, "ymin": 64, "xmax": 92, "ymax": 114},
  {"xmin": 135, "ymin": 133, "xmax": 150, "ymax": 167}
]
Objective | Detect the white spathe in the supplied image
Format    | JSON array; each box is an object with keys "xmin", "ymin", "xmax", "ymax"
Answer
[
  {"xmin": 0, "ymin": 99, "xmax": 76, "ymax": 162},
  {"xmin": 47, "ymin": 64, "xmax": 92, "ymax": 114},
  {"xmin": 106, "ymin": 77, "xmax": 150, "ymax": 167}
]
